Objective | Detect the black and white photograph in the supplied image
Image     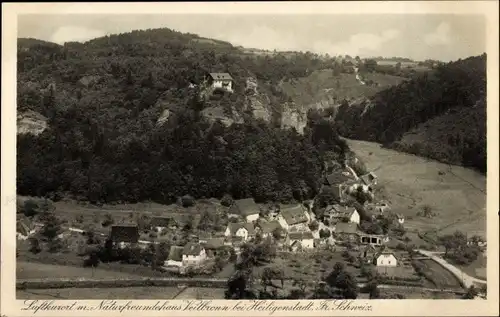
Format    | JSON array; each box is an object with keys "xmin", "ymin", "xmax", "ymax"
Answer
[{"xmin": 2, "ymin": 1, "xmax": 498, "ymax": 311}]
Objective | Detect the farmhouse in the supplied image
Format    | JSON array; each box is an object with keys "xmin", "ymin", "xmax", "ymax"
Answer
[
  {"xmin": 228, "ymin": 198, "xmax": 260, "ymax": 222},
  {"xmin": 150, "ymin": 216, "xmax": 177, "ymax": 233},
  {"xmin": 203, "ymin": 238, "xmax": 225, "ymax": 256},
  {"xmin": 278, "ymin": 204, "xmax": 310, "ymax": 231},
  {"xmin": 287, "ymin": 231, "xmax": 315, "ymax": 250},
  {"xmin": 224, "ymin": 222, "xmax": 255, "ymax": 242},
  {"xmin": 333, "ymin": 222, "xmax": 359, "ymax": 243},
  {"xmin": 374, "ymin": 251, "xmax": 398, "ymax": 267},
  {"xmin": 324, "ymin": 204, "xmax": 360, "ymax": 224},
  {"xmin": 255, "ymin": 220, "xmax": 283, "ymax": 239},
  {"xmin": 324, "ymin": 171, "xmax": 354, "ymax": 186},
  {"xmin": 165, "ymin": 246, "xmax": 184, "ymax": 267},
  {"xmin": 182, "ymin": 243, "xmax": 207, "ymax": 266},
  {"xmin": 16, "ymin": 219, "xmax": 36, "ymax": 240},
  {"xmin": 206, "ymin": 72, "xmax": 233, "ymax": 93},
  {"xmin": 110, "ymin": 225, "xmax": 139, "ymax": 248}
]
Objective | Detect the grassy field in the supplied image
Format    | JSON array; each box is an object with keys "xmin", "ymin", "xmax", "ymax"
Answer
[
  {"xmin": 346, "ymin": 139, "xmax": 486, "ymax": 239},
  {"xmin": 17, "ymin": 261, "xmax": 143, "ymax": 280},
  {"xmin": 415, "ymin": 259, "xmax": 462, "ymax": 289},
  {"xmin": 17, "ymin": 287, "xmax": 183, "ymax": 299},
  {"xmin": 174, "ymin": 287, "xmax": 226, "ymax": 299},
  {"xmin": 456, "ymin": 253, "xmax": 487, "ymax": 280}
]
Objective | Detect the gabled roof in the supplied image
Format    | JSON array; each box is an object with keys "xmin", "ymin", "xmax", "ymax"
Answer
[
  {"xmin": 227, "ymin": 222, "xmax": 255, "ymax": 235},
  {"xmin": 168, "ymin": 246, "xmax": 184, "ymax": 262},
  {"xmin": 203, "ymin": 238, "xmax": 225, "ymax": 249},
  {"xmin": 17, "ymin": 220, "xmax": 31, "ymax": 236},
  {"xmin": 325, "ymin": 205, "xmax": 358, "ymax": 218},
  {"xmin": 257, "ymin": 220, "xmax": 282, "ymax": 234},
  {"xmin": 360, "ymin": 172, "xmax": 377, "ymax": 185},
  {"xmin": 111, "ymin": 225, "xmax": 139, "ymax": 243},
  {"xmin": 289, "ymin": 231, "xmax": 314, "ymax": 240},
  {"xmin": 208, "ymin": 73, "xmax": 233, "ymax": 81},
  {"xmin": 335, "ymin": 222, "xmax": 358, "ymax": 234},
  {"xmin": 280, "ymin": 204, "xmax": 308, "ymax": 225},
  {"xmin": 182, "ymin": 242, "xmax": 204, "ymax": 256},
  {"xmin": 229, "ymin": 198, "xmax": 260, "ymax": 216},
  {"xmin": 325, "ymin": 171, "xmax": 353, "ymax": 186}
]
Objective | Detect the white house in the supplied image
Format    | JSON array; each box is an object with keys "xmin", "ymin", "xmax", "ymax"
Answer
[
  {"xmin": 278, "ymin": 204, "xmax": 310, "ymax": 231},
  {"xmin": 324, "ymin": 205, "xmax": 360, "ymax": 224},
  {"xmin": 164, "ymin": 246, "xmax": 184, "ymax": 267},
  {"xmin": 374, "ymin": 252, "xmax": 398, "ymax": 267},
  {"xmin": 206, "ymin": 73, "xmax": 233, "ymax": 93},
  {"xmin": 287, "ymin": 231, "xmax": 315, "ymax": 250},
  {"xmin": 224, "ymin": 222, "xmax": 255, "ymax": 241},
  {"xmin": 228, "ymin": 198, "xmax": 260, "ymax": 223},
  {"xmin": 182, "ymin": 243, "xmax": 207, "ymax": 266}
]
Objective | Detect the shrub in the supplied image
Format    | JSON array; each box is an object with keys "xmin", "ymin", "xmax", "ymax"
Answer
[
  {"xmin": 29, "ymin": 237, "xmax": 42, "ymax": 254},
  {"xmin": 221, "ymin": 194, "xmax": 233, "ymax": 207},
  {"xmin": 181, "ymin": 195, "xmax": 195, "ymax": 207},
  {"xmin": 101, "ymin": 213, "xmax": 114, "ymax": 227}
]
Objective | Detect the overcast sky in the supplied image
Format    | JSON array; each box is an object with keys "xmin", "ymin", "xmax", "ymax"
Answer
[{"xmin": 17, "ymin": 14, "xmax": 485, "ymax": 61}]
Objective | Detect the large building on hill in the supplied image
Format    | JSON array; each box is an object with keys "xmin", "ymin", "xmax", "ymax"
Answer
[
  {"xmin": 228, "ymin": 198, "xmax": 260, "ymax": 222},
  {"xmin": 205, "ymin": 72, "xmax": 233, "ymax": 93}
]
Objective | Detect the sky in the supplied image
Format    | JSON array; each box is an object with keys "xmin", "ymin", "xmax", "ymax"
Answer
[{"xmin": 17, "ymin": 14, "xmax": 486, "ymax": 62}]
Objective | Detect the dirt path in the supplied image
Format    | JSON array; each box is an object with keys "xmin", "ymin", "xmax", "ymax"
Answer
[{"xmin": 416, "ymin": 250, "xmax": 487, "ymax": 288}]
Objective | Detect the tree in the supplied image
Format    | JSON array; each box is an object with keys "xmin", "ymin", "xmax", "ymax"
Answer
[
  {"xmin": 319, "ymin": 228, "xmax": 331, "ymax": 238},
  {"xmin": 29, "ymin": 237, "xmax": 42, "ymax": 254},
  {"xmin": 364, "ymin": 279, "xmax": 380, "ymax": 299},
  {"xmin": 40, "ymin": 212, "xmax": 62, "ymax": 242},
  {"xmin": 325, "ymin": 262, "xmax": 358, "ymax": 299},
  {"xmin": 462, "ymin": 286, "xmax": 478, "ymax": 299},
  {"xmin": 308, "ymin": 220, "xmax": 319, "ymax": 231}
]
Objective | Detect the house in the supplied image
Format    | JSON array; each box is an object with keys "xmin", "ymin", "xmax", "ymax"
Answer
[
  {"xmin": 278, "ymin": 204, "xmax": 310, "ymax": 231},
  {"xmin": 333, "ymin": 222, "xmax": 359, "ymax": 243},
  {"xmin": 397, "ymin": 214, "xmax": 405, "ymax": 224},
  {"xmin": 366, "ymin": 201, "xmax": 390, "ymax": 214},
  {"xmin": 110, "ymin": 225, "xmax": 139, "ymax": 248},
  {"xmin": 198, "ymin": 232, "xmax": 212, "ymax": 244},
  {"xmin": 203, "ymin": 238, "xmax": 226, "ymax": 256},
  {"xmin": 360, "ymin": 172, "xmax": 378, "ymax": 186},
  {"xmin": 360, "ymin": 244, "xmax": 378, "ymax": 263},
  {"xmin": 324, "ymin": 171, "xmax": 354, "ymax": 186},
  {"xmin": 287, "ymin": 231, "xmax": 315, "ymax": 250},
  {"xmin": 374, "ymin": 251, "xmax": 398, "ymax": 267},
  {"xmin": 182, "ymin": 243, "xmax": 207, "ymax": 266},
  {"xmin": 255, "ymin": 220, "xmax": 283, "ymax": 239},
  {"xmin": 324, "ymin": 205, "xmax": 360, "ymax": 224},
  {"xmin": 164, "ymin": 246, "xmax": 184, "ymax": 267},
  {"xmin": 228, "ymin": 198, "xmax": 260, "ymax": 222},
  {"xmin": 16, "ymin": 219, "xmax": 36, "ymax": 240},
  {"xmin": 150, "ymin": 216, "xmax": 177, "ymax": 233},
  {"xmin": 224, "ymin": 222, "xmax": 255, "ymax": 242},
  {"xmin": 206, "ymin": 72, "xmax": 233, "ymax": 93},
  {"xmin": 359, "ymin": 233, "xmax": 389, "ymax": 246}
]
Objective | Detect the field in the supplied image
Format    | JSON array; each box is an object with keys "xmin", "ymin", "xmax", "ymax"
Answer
[
  {"xmin": 415, "ymin": 259, "xmax": 462, "ymax": 289},
  {"xmin": 173, "ymin": 287, "xmax": 226, "ymax": 299},
  {"xmin": 17, "ymin": 287, "xmax": 184, "ymax": 299},
  {"xmin": 17, "ymin": 261, "xmax": 143, "ymax": 280},
  {"xmin": 346, "ymin": 139, "xmax": 486, "ymax": 239},
  {"xmin": 457, "ymin": 253, "xmax": 487, "ymax": 280}
]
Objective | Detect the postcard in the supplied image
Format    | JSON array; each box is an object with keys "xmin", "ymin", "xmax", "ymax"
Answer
[{"xmin": 2, "ymin": 1, "xmax": 499, "ymax": 316}]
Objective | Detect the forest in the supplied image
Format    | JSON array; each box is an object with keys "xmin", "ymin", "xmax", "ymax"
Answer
[
  {"xmin": 334, "ymin": 54, "xmax": 487, "ymax": 173},
  {"xmin": 17, "ymin": 29, "xmax": 350, "ymax": 204}
]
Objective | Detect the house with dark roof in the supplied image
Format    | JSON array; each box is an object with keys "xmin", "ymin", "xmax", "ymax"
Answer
[
  {"xmin": 324, "ymin": 204, "xmax": 360, "ymax": 224},
  {"xmin": 206, "ymin": 72, "xmax": 234, "ymax": 92},
  {"xmin": 182, "ymin": 243, "xmax": 207, "ymax": 266},
  {"xmin": 150, "ymin": 216, "xmax": 177, "ymax": 232},
  {"xmin": 224, "ymin": 222, "xmax": 255, "ymax": 242},
  {"xmin": 228, "ymin": 198, "xmax": 260, "ymax": 222},
  {"xmin": 255, "ymin": 220, "xmax": 283, "ymax": 239},
  {"xmin": 333, "ymin": 222, "xmax": 359, "ymax": 243},
  {"xmin": 16, "ymin": 219, "xmax": 36, "ymax": 240},
  {"xmin": 287, "ymin": 231, "xmax": 315, "ymax": 250},
  {"xmin": 110, "ymin": 225, "xmax": 139, "ymax": 248},
  {"xmin": 164, "ymin": 246, "xmax": 184, "ymax": 267},
  {"xmin": 203, "ymin": 238, "xmax": 226, "ymax": 256},
  {"xmin": 324, "ymin": 171, "xmax": 355, "ymax": 186},
  {"xmin": 278, "ymin": 204, "xmax": 310, "ymax": 231}
]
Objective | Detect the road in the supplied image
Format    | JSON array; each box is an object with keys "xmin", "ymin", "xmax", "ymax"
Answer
[{"xmin": 416, "ymin": 249, "xmax": 487, "ymax": 288}]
